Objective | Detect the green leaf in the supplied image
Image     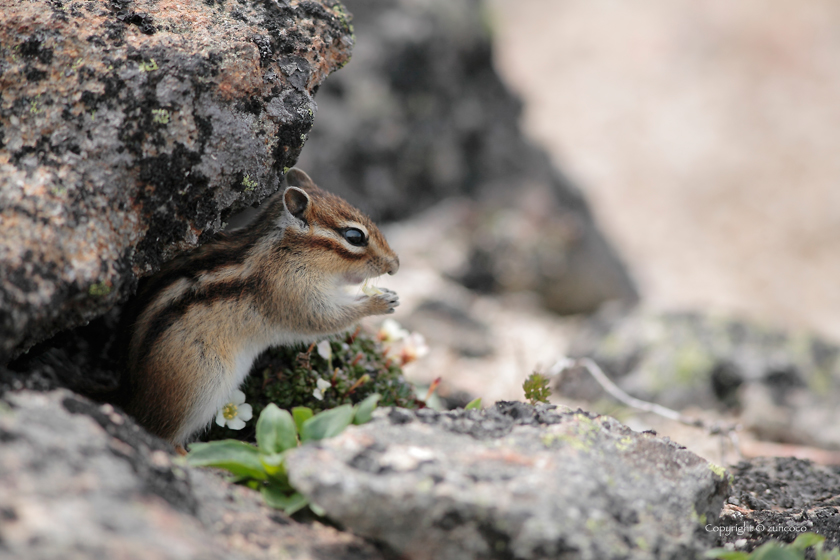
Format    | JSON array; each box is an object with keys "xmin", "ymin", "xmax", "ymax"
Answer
[
  {"xmin": 750, "ymin": 543, "xmax": 802, "ymax": 560},
  {"xmin": 186, "ymin": 440, "xmax": 267, "ymax": 480},
  {"xmin": 789, "ymin": 532, "xmax": 825, "ymax": 551},
  {"xmin": 465, "ymin": 397, "xmax": 482, "ymax": 410},
  {"xmin": 261, "ymin": 484, "xmax": 309, "ymax": 515},
  {"xmin": 309, "ymin": 502, "xmax": 326, "ymax": 517},
  {"xmin": 818, "ymin": 547, "xmax": 840, "ymax": 560},
  {"xmin": 703, "ymin": 550, "xmax": 750, "ymax": 560},
  {"xmin": 300, "ymin": 404, "xmax": 354, "ymax": 442},
  {"xmin": 292, "ymin": 407, "xmax": 313, "ymax": 433},
  {"xmin": 256, "ymin": 404, "xmax": 298, "ymax": 454},
  {"xmin": 259, "ymin": 452, "xmax": 287, "ymax": 478},
  {"xmin": 353, "ymin": 393, "xmax": 381, "ymax": 425}
]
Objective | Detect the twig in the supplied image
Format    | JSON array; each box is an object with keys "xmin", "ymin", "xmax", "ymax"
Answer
[{"xmin": 547, "ymin": 357, "xmax": 739, "ymax": 436}]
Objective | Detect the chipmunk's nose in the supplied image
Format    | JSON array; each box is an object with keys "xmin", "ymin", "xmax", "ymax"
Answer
[{"xmin": 386, "ymin": 256, "xmax": 400, "ymax": 275}]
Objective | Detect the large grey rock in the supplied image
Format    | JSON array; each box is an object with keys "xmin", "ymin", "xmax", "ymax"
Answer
[
  {"xmin": 0, "ymin": 0, "xmax": 353, "ymax": 362},
  {"xmin": 566, "ymin": 309, "xmax": 840, "ymax": 450},
  {"xmin": 0, "ymin": 389, "xmax": 385, "ymax": 560},
  {"xmin": 286, "ymin": 403, "xmax": 730, "ymax": 560},
  {"xmin": 297, "ymin": 0, "xmax": 638, "ymax": 314}
]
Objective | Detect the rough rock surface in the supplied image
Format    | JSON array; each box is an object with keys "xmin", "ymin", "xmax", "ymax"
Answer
[
  {"xmin": 0, "ymin": 0, "xmax": 353, "ymax": 362},
  {"xmin": 565, "ymin": 309, "xmax": 840, "ymax": 450},
  {"xmin": 286, "ymin": 403, "xmax": 730, "ymax": 560},
  {"xmin": 0, "ymin": 389, "xmax": 385, "ymax": 560},
  {"xmin": 714, "ymin": 457, "xmax": 840, "ymax": 553},
  {"xmin": 297, "ymin": 0, "xmax": 638, "ymax": 315}
]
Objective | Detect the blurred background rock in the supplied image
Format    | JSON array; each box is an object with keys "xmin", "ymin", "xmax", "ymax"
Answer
[
  {"xmin": 301, "ymin": 0, "xmax": 840, "ymax": 465},
  {"xmin": 487, "ymin": 0, "xmax": 840, "ymax": 342},
  {"xmin": 296, "ymin": 0, "xmax": 638, "ymax": 316}
]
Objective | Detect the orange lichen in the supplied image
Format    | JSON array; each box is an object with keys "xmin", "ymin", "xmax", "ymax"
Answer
[{"xmin": 216, "ymin": 43, "xmax": 263, "ymax": 100}]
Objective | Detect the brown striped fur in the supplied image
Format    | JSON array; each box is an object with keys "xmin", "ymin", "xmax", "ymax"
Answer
[{"xmin": 121, "ymin": 168, "xmax": 399, "ymax": 444}]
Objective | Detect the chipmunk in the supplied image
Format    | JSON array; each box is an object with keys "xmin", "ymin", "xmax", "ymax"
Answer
[{"xmin": 119, "ymin": 168, "xmax": 399, "ymax": 445}]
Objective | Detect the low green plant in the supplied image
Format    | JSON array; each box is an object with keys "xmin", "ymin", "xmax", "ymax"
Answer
[
  {"xmin": 523, "ymin": 372, "xmax": 551, "ymax": 404},
  {"xmin": 705, "ymin": 532, "xmax": 838, "ymax": 560},
  {"xmin": 187, "ymin": 394, "xmax": 381, "ymax": 514},
  {"xmin": 205, "ymin": 330, "xmax": 416, "ymax": 442}
]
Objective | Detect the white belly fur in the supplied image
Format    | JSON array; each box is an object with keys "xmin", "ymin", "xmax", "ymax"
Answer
[{"xmin": 174, "ymin": 329, "xmax": 328, "ymax": 444}]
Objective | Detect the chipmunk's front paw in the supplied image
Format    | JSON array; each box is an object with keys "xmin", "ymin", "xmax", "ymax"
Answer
[{"xmin": 366, "ymin": 288, "xmax": 400, "ymax": 315}]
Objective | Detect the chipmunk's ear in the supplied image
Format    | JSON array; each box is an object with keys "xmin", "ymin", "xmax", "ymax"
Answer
[
  {"xmin": 285, "ymin": 168, "xmax": 317, "ymax": 190},
  {"xmin": 283, "ymin": 186, "xmax": 310, "ymax": 220}
]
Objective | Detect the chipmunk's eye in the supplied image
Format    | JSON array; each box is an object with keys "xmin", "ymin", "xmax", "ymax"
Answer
[{"xmin": 343, "ymin": 227, "xmax": 367, "ymax": 247}]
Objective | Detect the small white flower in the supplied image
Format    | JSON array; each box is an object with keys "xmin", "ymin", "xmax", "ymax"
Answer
[
  {"xmin": 313, "ymin": 378, "xmax": 332, "ymax": 401},
  {"xmin": 215, "ymin": 389, "xmax": 253, "ymax": 430},
  {"xmin": 379, "ymin": 324, "xmax": 431, "ymax": 365},
  {"xmin": 378, "ymin": 319, "xmax": 409, "ymax": 343},
  {"xmin": 316, "ymin": 340, "xmax": 332, "ymax": 361},
  {"xmin": 383, "ymin": 343, "xmax": 400, "ymax": 359},
  {"xmin": 400, "ymin": 332, "xmax": 430, "ymax": 365}
]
